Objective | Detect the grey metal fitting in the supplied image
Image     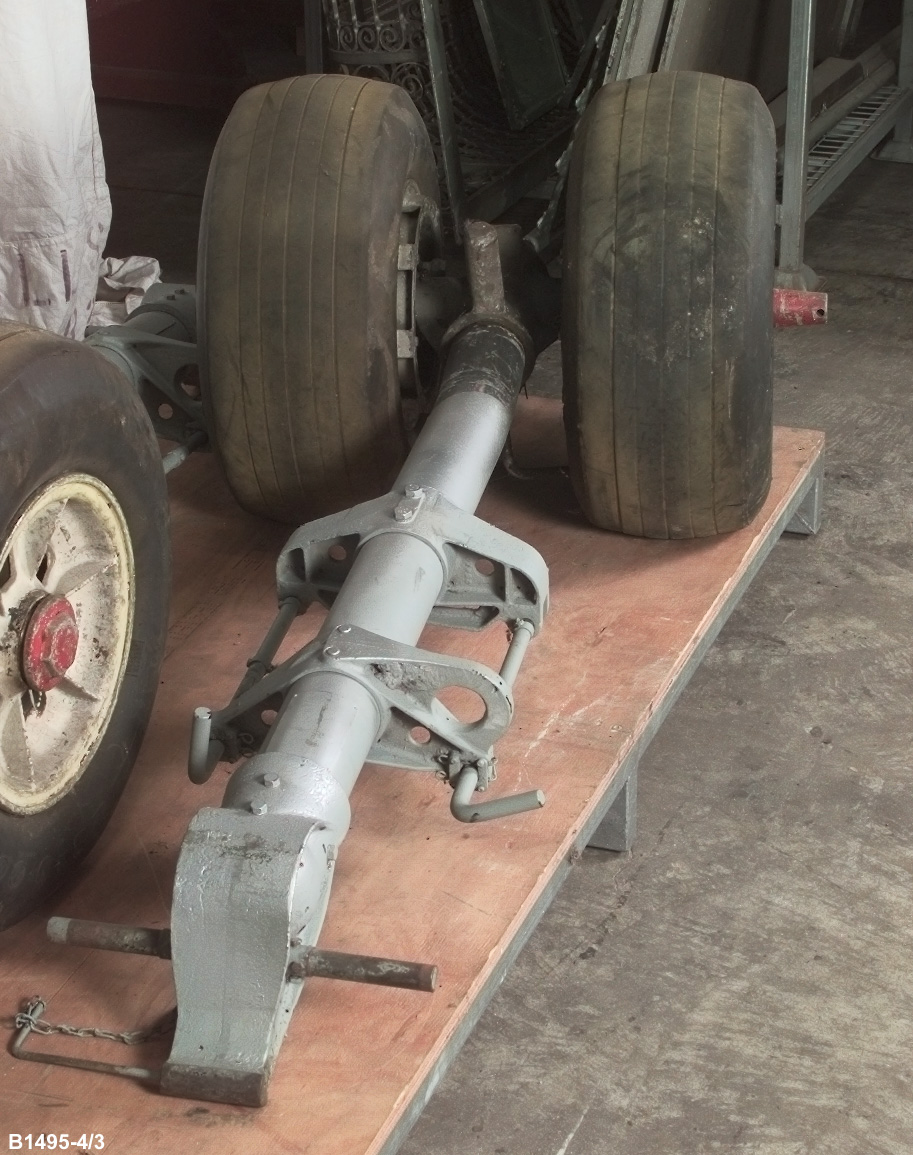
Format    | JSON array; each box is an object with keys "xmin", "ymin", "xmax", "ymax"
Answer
[{"xmin": 450, "ymin": 766, "xmax": 545, "ymax": 823}]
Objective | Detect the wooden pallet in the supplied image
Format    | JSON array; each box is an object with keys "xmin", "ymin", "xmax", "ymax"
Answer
[{"xmin": 0, "ymin": 403, "xmax": 824, "ymax": 1154}]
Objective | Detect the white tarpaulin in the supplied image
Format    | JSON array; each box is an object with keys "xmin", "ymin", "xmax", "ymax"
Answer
[
  {"xmin": 89, "ymin": 255, "xmax": 161, "ymax": 327},
  {"xmin": 0, "ymin": 0, "xmax": 112, "ymax": 338}
]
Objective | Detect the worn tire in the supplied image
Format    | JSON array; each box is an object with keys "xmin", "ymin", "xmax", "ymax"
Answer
[
  {"xmin": 562, "ymin": 71, "xmax": 775, "ymax": 538},
  {"xmin": 0, "ymin": 323, "xmax": 170, "ymax": 930},
  {"xmin": 198, "ymin": 74, "xmax": 441, "ymax": 523}
]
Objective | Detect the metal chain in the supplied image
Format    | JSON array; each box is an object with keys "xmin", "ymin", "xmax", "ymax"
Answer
[{"xmin": 15, "ymin": 997, "xmax": 176, "ymax": 1047}]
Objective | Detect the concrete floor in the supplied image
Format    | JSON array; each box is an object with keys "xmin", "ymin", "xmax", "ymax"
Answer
[{"xmin": 99, "ymin": 100, "xmax": 913, "ymax": 1154}]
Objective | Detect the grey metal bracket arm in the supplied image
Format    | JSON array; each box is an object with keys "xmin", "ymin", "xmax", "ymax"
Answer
[
  {"xmin": 85, "ymin": 286, "xmax": 201, "ymax": 442},
  {"xmin": 318, "ymin": 623, "xmax": 514, "ymax": 779},
  {"xmin": 190, "ymin": 621, "xmax": 516, "ymax": 786},
  {"xmin": 277, "ymin": 483, "xmax": 549, "ymax": 633}
]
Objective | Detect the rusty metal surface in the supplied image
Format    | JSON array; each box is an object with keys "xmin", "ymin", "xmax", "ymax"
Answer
[
  {"xmin": 46, "ymin": 917, "xmax": 172, "ymax": 959},
  {"xmin": 293, "ymin": 949, "xmax": 438, "ymax": 992}
]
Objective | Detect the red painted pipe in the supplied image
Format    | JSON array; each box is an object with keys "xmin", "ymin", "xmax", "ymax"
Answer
[{"xmin": 773, "ymin": 288, "xmax": 828, "ymax": 327}]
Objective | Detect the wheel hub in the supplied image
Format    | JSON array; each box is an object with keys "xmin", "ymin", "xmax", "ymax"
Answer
[
  {"xmin": 21, "ymin": 595, "xmax": 80, "ymax": 692},
  {"xmin": 0, "ymin": 473, "xmax": 135, "ymax": 815}
]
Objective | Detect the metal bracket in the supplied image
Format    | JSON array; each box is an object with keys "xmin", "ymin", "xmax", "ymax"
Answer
[
  {"xmin": 85, "ymin": 284, "xmax": 202, "ymax": 447},
  {"xmin": 785, "ymin": 456, "xmax": 824, "ymax": 536},
  {"xmin": 278, "ymin": 483, "xmax": 549, "ymax": 633},
  {"xmin": 191, "ymin": 622, "xmax": 516, "ymax": 787},
  {"xmin": 320, "ymin": 624, "xmax": 513, "ymax": 779}
]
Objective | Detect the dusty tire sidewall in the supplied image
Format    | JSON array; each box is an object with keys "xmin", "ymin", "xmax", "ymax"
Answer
[
  {"xmin": 0, "ymin": 327, "xmax": 170, "ymax": 928},
  {"xmin": 198, "ymin": 75, "xmax": 441, "ymax": 521},
  {"xmin": 562, "ymin": 72, "xmax": 775, "ymax": 538}
]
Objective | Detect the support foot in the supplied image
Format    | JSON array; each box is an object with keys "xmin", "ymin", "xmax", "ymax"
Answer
[{"xmin": 587, "ymin": 766, "xmax": 637, "ymax": 853}]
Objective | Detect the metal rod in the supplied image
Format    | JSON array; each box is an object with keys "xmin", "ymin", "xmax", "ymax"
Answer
[
  {"xmin": 192, "ymin": 596, "xmax": 302, "ymax": 784},
  {"xmin": 499, "ymin": 620, "xmax": 535, "ymax": 689},
  {"xmin": 418, "ymin": 0, "xmax": 467, "ymax": 230},
  {"xmin": 895, "ymin": 0, "xmax": 913, "ymax": 145},
  {"xmin": 464, "ymin": 221, "xmax": 506, "ymax": 314},
  {"xmin": 302, "ymin": 0, "xmax": 324, "ymax": 73},
  {"xmin": 779, "ymin": 0, "xmax": 816, "ymax": 280},
  {"xmin": 162, "ymin": 430, "xmax": 206, "ymax": 474},
  {"xmin": 450, "ymin": 766, "xmax": 545, "ymax": 823},
  {"xmin": 188, "ymin": 707, "xmax": 221, "ymax": 785},
  {"xmin": 290, "ymin": 948, "xmax": 438, "ymax": 992},
  {"xmin": 47, "ymin": 917, "xmax": 172, "ymax": 959},
  {"xmin": 44, "ymin": 916, "xmax": 437, "ymax": 993},
  {"xmin": 238, "ymin": 596, "xmax": 302, "ymax": 694},
  {"xmin": 11, "ymin": 1001, "xmax": 160, "ymax": 1083}
]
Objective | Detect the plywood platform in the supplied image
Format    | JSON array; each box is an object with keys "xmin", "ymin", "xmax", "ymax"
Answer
[{"xmin": 0, "ymin": 405, "xmax": 824, "ymax": 1153}]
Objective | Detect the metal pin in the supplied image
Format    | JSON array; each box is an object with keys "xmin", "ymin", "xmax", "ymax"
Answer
[
  {"xmin": 47, "ymin": 917, "xmax": 171, "ymax": 959},
  {"xmin": 287, "ymin": 948, "xmax": 437, "ymax": 992}
]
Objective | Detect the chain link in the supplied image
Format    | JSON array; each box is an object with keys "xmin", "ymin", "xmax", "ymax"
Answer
[{"xmin": 15, "ymin": 996, "xmax": 176, "ymax": 1047}]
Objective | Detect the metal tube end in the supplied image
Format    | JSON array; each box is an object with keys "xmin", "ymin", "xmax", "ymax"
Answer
[
  {"xmin": 450, "ymin": 767, "xmax": 545, "ymax": 823},
  {"xmin": 46, "ymin": 916, "xmax": 70, "ymax": 945},
  {"xmin": 189, "ymin": 707, "xmax": 223, "ymax": 784},
  {"xmin": 46, "ymin": 916, "xmax": 172, "ymax": 959},
  {"xmin": 293, "ymin": 948, "xmax": 438, "ymax": 993}
]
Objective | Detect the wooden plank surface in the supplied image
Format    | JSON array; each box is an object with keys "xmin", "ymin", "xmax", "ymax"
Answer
[{"xmin": 0, "ymin": 405, "xmax": 824, "ymax": 1152}]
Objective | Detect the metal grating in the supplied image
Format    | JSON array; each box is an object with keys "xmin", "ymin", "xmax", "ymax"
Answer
[
  {"xmin": 804, "ymin": 85, "xmax": 913, "ymax": 214},
  {"xmin": 808, "ymin": 86, "xmax": 900, "ymax": 181},
  {"xmin": 776, "ymin": 84, "xmax": 913, "ymax": 223}
]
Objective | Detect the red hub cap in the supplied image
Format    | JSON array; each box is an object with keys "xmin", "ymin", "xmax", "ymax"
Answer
[{"xmin": 21, "ymin": 595, "xmax": 80, "ymax": 692}]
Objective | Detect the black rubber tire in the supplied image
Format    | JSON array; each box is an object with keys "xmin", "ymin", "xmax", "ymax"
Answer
[
  {"xmin": 562, "ymin": 71, "xmax": 776, "ymax": 539},
  {"xmin": 0, "ymin": 323, "xmax": 170, "ymax": 930},
  {"xmin": 198, "ymin": 74, "xmax": 440, "ymax": 523}
]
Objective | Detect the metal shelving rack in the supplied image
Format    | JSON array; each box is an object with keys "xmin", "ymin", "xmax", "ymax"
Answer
[{"xmin": 777, "ymin": 0, "xmax": 913, "ymax": 289}]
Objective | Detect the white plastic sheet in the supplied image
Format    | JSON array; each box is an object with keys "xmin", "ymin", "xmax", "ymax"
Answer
[
  {"xmin": 0, "ymin": 0, "xmax": 112, "ymax": 338},
  {"xmin": 89, "ymin": 255, "xmax": 161, "ymax": 327}
]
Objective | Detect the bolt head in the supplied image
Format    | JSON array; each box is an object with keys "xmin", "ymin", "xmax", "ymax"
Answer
[
  {"xmin": 262, "ymin": 771, "xmax": 280, "ymax": 788},
  {"xmin": 21, "ymin": 596, "xmax": 80, "ymax": 692},
  {"xmin": 250, "ymin": 802, "xmax": 268, "ymax": 816},
  {"xmin": 405, "ymin": 484, "xmax": 422, "ymax": 498}
]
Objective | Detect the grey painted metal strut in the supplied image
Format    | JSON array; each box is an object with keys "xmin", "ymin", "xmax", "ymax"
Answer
[
  {"xmin": 160, "ymin": 223, "xmax": 549, "ymax": 1106},
  {"xmin": 777, "ymin": 0, "xmax": 817, "ymax": 289}
]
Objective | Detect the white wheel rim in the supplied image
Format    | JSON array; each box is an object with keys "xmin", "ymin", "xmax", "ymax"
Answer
[{"xmin": 0, "ymin": 474, "xmax": 135, "ymax": 814}]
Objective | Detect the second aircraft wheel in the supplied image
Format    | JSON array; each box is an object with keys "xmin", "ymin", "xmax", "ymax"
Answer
[
  {"xmin": 562, "ymin": 71, "xmax": 776, "ymax": 539},
  {"xmin": 198, "ymin": 74, "xmax": 442, "ymax": 523}
]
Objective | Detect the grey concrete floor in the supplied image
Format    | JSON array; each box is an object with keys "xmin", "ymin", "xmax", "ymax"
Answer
[{"xmin": 99, "ymin": 101, "xmax": 913, "ymax": 1154}]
